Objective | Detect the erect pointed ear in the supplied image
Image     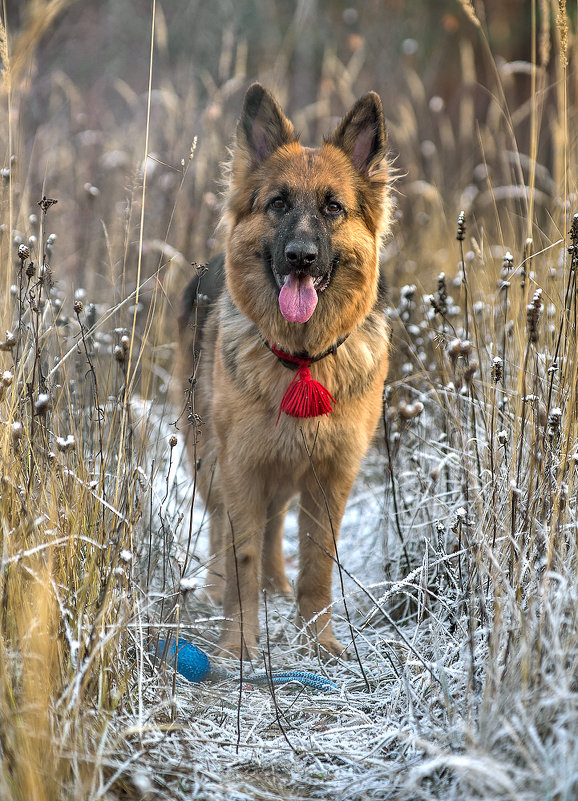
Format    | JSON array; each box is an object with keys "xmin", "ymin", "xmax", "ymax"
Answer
[
  {"xmin": 328, "ymin": 92, "xmax": 387, "ymax": 174},
  {"xmin": 236, "ymin": 83, "xmax": 296, "ymax": 167}
]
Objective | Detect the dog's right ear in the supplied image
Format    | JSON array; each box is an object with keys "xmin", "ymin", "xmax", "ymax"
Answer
[{"xmin": 236, "ymin": 84, "xmax": 296, "ymax": 168}]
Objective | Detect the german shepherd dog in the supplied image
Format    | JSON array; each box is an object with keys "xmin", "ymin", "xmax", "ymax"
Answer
[{"xmin": 177, "ymin": 84, "xmax": 391, "ymax": 659}]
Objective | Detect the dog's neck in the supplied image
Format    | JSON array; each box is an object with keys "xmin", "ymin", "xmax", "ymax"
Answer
[{"xmin": 260, "ymin": 334, "xmax": 349, "ymax": 369}]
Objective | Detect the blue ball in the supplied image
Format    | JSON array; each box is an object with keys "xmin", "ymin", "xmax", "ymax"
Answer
[{"xmin": 156, "ymin": 638, "xmax": 212, "ymax": 683}]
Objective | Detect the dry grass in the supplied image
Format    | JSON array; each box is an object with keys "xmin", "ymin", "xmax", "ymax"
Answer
[{"xmin": 0, "ymin": 2, "xmax": 576, "ymax": 799}]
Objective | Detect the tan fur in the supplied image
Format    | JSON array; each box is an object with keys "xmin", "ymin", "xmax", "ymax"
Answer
[{"xmin": 177, "ymin": 85, "xmax": 391, "ymax": 660}]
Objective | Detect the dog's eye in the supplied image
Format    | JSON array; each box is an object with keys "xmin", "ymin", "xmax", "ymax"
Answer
[
  {"xmin": 325, "ymin": 200, "xmax": 343, "ymax": 215},
  {"xmin": 270, "ymin": 197, "xmax": 288, "ymax": 211}
]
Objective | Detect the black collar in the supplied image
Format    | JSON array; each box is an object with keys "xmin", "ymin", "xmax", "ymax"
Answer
[{"xmin": 260, "ymin": 333, "xmax": 349, "ymax": 370}]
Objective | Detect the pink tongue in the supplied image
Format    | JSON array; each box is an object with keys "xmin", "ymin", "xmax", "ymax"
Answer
[{"xmin": 278, "ymin": 274, "xmax": 318, "ymax": 323}]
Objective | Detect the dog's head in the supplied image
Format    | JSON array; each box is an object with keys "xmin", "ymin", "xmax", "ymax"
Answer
[{"xmin": 224, "ymin": 83, "xmax": 390, "ymax": 350}]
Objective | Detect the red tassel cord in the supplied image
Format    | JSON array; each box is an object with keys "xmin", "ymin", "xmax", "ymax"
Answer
[
  {"xmin": 271, "ymin": 345, "xmax": 336, "ymax": 422},
  {"xmin": 280, "ymin": 363, "xmax": 335, "ymax": 418}
]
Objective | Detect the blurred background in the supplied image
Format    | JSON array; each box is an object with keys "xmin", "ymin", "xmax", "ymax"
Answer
[{"xmin": 2, "ymin": 0, "xmax": 558, "ymax": 304}]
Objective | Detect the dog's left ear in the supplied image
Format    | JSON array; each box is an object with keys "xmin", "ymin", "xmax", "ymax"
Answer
[{"xmin": 329, "ymin": 93, "xmax": 387, "ymax": 174}]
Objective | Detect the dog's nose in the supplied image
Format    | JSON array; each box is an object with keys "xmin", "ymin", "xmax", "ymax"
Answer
[{"xmin": 284, "ymin": 240, "xmax": 318, "ymax": 270}]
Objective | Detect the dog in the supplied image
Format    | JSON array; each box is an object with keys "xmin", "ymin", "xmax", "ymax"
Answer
[{"xmin": 177, "ymin": 83, "xmax": 391, "ymax": 660}]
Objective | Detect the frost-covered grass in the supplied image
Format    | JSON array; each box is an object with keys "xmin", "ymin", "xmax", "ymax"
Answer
[{"xmin": 0, "ymin": 3, "xmax": 577, "ymax": 800}]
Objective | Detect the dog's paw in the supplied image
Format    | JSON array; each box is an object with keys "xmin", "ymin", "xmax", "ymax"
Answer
[
  {"xmin": 317, "ymin": 635, "xmax": 349, "ymax": 662},
  {"xmin": 261, "ymin": 574, "xmax": 293, "ymax": 596},
  {"xmin": 297, "ymin": 626, "xmax": 349, "ymax": 662},
  {"xmin": 295, "ymin": 611, "xmax": 349, "ymax": 661}
]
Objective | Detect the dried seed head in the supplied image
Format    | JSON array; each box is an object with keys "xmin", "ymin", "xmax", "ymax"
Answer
[
  {"xmin": 437, "ymin": 272, "xmax": 447, "ymax": 296},
  {"xmin": 73, "ymin": 300, "xmax": 84, "ymax": 314},
  {"xmin": 2, "ymin": 370, "xmax": 13, "ymax": 386},
  {"xmin": 526, "ymin": 287, "xmax": 543, "ymax": 343},
  {"xmin": 428, "ymin": 294, "xmax": 441, "ymax": 315},
  {"xmin": 398, "ymin": 284, "xmax": 416, "ymax": 322},
  {"xmin": 113, "ymin": 344, "xmax": 125, "ymax": 363},
  {"xmin": 188, "ymin": 412, "xmax": 202, "ymax": 427},
  {"xmin": 447, "ymin": 338, "xmax": 472, "ymax": 362},
  {"xmin": 84, "ymin": 182, "xmax": 100, "ymax": 198},
  {"xmin": 56, "ymin": 434, "xmax": 75, "ymax": 452},
  {"xmin": 120, "ymin": 335, "xmax": 130, "ymax": 352},
  {"xmin": 548, "ymin": 407, "xmax": 562, "ymax": 436},
  {"xmin": 456, "ymin": 210, "xmax": 466, "ymax": 241},
  {"xmin": 34, "ymin": 393, "xmax": 50, "ymax": 414},
  {"xmin": 169, "ymin": 434, "xmax": 178, "ymax": 448},
  {"xmin": 464, "ymin": 361, "xmax": 478, "ymax": 383},
  {"xmin": 398, "ymin": 400, "xmax": 424, "ymax": 420},
  {"xmin": 569, "ymin": 213, "xmax": 578, "ymax": 253},
  {"xmin": 497, "ymin": 430, "xmax": 508, "ymax": 445},
  {"xmin": 447, "ymin": 338, "xmax": 462, "ymax": 359},
  {"xmin": 38, "ymin": 196, "xmax": 58, "ymax": 214},
  {"xmin": 400, "ymin": 284, "xmax": 416, "ymax": 302},
  {"xmin": 431, "ymin": 272, "xmax": 448, "ymax": 317},
  {"xmin": 0, "ymin": 331, "xmax": 16, "ymax": 351},
  {"xmin": 11, "ymin": 421, "xmax": 23, "ymax": 441},
  {"xmin": 18, "ymin": 243, "xmax": 30, "ymax": 261},
  {"xmin": 491, "ymin": 356, "xmax": 503, "ymax": 383},
  {"xmin": 501, "ymin": 251, "xmax": 514, "ymax": 282},
  {"xmin": 25, "ymin": 261, "xmax": 35, "ymax": 278},
  {"xmin": 180, "ymin": 576, "xmax": 197, "ymax": 592},
  {"xmin": 454, "ymin": 507, "xmax": 469, "ymax": 529},
  {"xmin": 531, "ymin": 288, "xmax": 543, "ymax": 310}
]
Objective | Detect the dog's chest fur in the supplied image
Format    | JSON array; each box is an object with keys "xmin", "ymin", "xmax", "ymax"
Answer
[
  {"xmin": 206, "ymin": 289, "xmax": 388, "ymax": 473},
  {"xmin": 219, "ymin": 290, "xmax": 386, "ymax": 399}
]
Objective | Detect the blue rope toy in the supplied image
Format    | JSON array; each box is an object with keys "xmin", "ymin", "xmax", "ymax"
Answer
[{"xmin": 155, "ymin": 638, "xmax": 339, "ymax": 693}]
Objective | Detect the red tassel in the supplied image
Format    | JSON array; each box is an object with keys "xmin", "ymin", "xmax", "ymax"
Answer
[
  {"xmin": 277, "ymin": 367, "xmax": 335, "ymax": 425},
  {"xmin": 270, "ymin": 344, "xmax": 336, "ymax": 422},
  {"xmin": 280, "ymin": 364, "xmax": 335, "ymax": 418}
]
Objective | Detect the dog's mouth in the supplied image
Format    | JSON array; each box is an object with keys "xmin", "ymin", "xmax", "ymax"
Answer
[{"xmin": 269, "ymin": 260, "xmax": 335, "ymax": 324}]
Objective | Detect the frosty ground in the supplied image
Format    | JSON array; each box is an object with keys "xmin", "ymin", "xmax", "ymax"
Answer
[{"xmin": 111, "ymin": 391, "xmax": 565, "ymax": 801}]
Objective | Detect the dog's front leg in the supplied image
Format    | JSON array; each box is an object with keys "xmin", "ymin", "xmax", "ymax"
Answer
[
  {"xmin": 215, "ymin": 470, "xmax": 267, "ymax": 660},
  {"xmin": 296, "ymin": 467, "xmax": 357, "ymax": 660}
]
